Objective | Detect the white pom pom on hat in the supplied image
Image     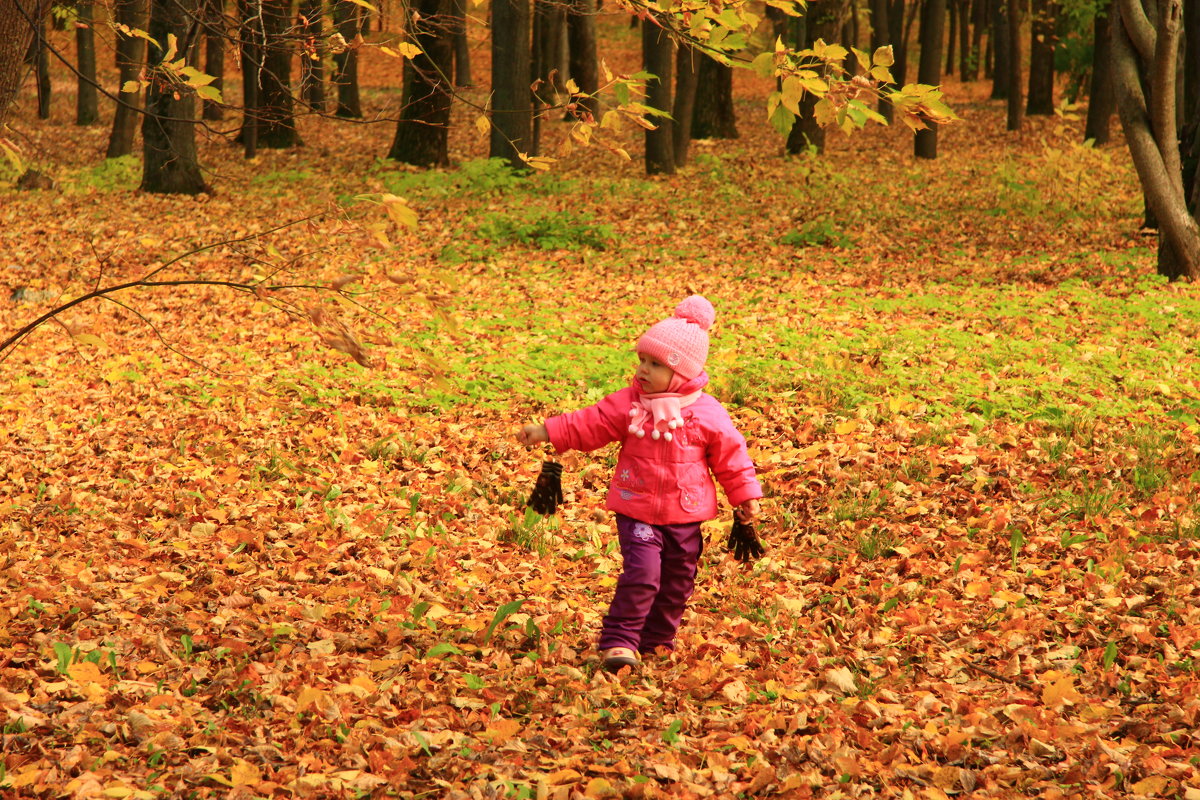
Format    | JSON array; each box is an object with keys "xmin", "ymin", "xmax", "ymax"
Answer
[{"xmin": 636, "ymin": 294, "xmax": 715, "ymax": 380}]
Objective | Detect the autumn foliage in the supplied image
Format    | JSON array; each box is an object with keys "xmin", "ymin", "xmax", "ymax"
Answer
[{"xmin": 3, "ymin": 15, "xmax": 1200, "ymax": 800}]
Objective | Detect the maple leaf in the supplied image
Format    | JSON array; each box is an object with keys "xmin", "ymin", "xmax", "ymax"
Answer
[{"xmin": 307, "ymin": 306, "xmax": 373, "ymax": 367}]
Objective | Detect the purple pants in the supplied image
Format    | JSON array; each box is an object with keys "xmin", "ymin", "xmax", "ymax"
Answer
[{"xmin": 599, "ymin": 514, "xmax": 704, "ymax": 654}]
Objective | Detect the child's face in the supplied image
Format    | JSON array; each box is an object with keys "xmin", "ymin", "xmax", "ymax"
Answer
[{"xmin": 635, "ymin": 352, "xmax": 675, "ymax": 394}]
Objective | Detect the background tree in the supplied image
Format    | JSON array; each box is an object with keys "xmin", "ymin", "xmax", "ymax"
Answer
[
  {"xmin": 257, "ymin": 0, "xmax": 299, "ymax": 147},
  {"xmin": 566, "ymin": 0, "xmax": 598, "ymax": 114},
  {"xmin": 991, "ymin": 0, "xmax": 1009, "ymax": 98},
  {"xmin": 202, "ymin": 0, "xmax": 225, "ymax": 120},
  {"xmin": 1026, "ymin": 0, "xmax": 1057, "ymax": 114},
  {"xmin": 75, "ymin": 0, "xmax": 98, "ymax": 125},
  {"xmin": 787, "ymin": 0, "xmax": 850, "ymax": 154},
  {"xmin": 299, "ymin": 0, "xmax": 326, "ymax": 110},
  {"xmin": 452, "ymin": 0, "xmax": 472, "ymax": 86},
  {"xmin": 332, "ymin": 0, "xmax": 364, "ymax": 117},
  {"xmin": 968, "ymin": 0, "xmax": 986, "ymax": 80},
  {"xmin": 489, "ymin": 0, "xmax": 531, "ymax": 167},
  {"xmin": 33, "ymin": 13, "xmax": 51, "ymax": 119},
  {"xmin": 106, "ymin": 0, "xmax": 148, "ymax": 157},
  {"xmin": 691, "ymin": 55, "xmax": 738, "ymax": 140},
  {"xmin": 869, "ymin": 0, "xmax": 891, "ymax": 118},
  {"xmin": 388, "ymin": 0, "xmax": 455, "ymax": 167},
  {"xmin": 0, "ymin": 0, "xmax": 50, "ymax": 127},
  {"xmin": 642, "ymin": 16, "xmax": 675, "ymax": 174},
  {"xmin": 916, "ymin": 0, "xmax": 946, "ymax": 158},
  {"xmin": 1006, "ymin": 0, "xmax": 1023, "ymax": 129},
  {"xmin": 672, "ymin": 42, "xmax": 698, "ymax": 166},
  {"xmin": 141, "ymin": 0, "xmax": 209, "ymax": 194},
  {"xmin": 1112, "ymin": 0, "xmax": 1200, "ymax": 278},
  {"xmin": 1083, "ymin": 3, "xmax": 1113, "ymax": 144}
]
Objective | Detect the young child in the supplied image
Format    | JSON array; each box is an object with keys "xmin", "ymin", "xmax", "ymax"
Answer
[{"xmin": 516, "ymin": 295, "xmax": 762, "ymax": 672}]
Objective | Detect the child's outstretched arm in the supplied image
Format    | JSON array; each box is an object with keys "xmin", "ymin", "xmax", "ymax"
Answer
[{"xmin": 517, "ymin": 423, "xmax": 549, "ymax": 446}]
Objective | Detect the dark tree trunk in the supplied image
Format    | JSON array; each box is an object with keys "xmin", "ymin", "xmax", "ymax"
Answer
[
  {"xmin": 106, "ymin": 0, "xmax": 147, "ymax": 157},
  {"xmin": 958, "ymin": 0, "xmax": 972, "ymax": 78},
  {"xmin": 256, "ymin": 0, "xmax": 299, "ymax": 147},
  {"xmin": 35, "ymin": 16, "xmax": 50, "ymax": 119},
  {"xmin": 239, "ymin": 0, "xmax": 260, "ymax": 157},
  {"xmin": 888, "ymin": 0, "xmax": 909, "ymax": 96},
  {"xmin": 1006, "ymin": 0, "xmax": 1023, "ymax": 129},
  {"xmin": 332, "ymin": 0, "xmax": 363, "ymax": 117},
  {"xmin": 672, "ymin": 42, "xmax": 698, "ymax": 166},
  {"xmin": 945, "ymin": 0, "xmax": 958, "ymax": 75},
  {"xmin": 202, "ymin": 0, "xmax": 225, "ymax": 120},
  {"xmin": 531, "ymin": 0, "xmax": 565, "ymax": 154},
  {"xmin": 692, "ymin": 56, "xmax": 738, "ymax": 139},
  {"xmin": 299, "ymin": 0, "xmax": 326, "ymax": 111},
  {"xmin": 1185, "ymin": 0, "xmax": 1200, "ymax": 119},
  {"xmin": 75, "ymin": 0, "xmax": 99, "ymax": 124},
  {"xmin": 968, "ymin": 0, "xmax": 985, "ymax": 80},
  {"xmin": 1, "ymin": 0, "xmax": 52, "ymax": 127},
  {"xmin": 388, "ymin": 0, "xmax": 454, "ymax": 167},
  {"xmin": 915, "ymin": 0, "xmax": 946, "ymax": 158},
  {"xmin": 141, "ymin": 0, "xmax": 209, "ymax": 194},
  {"xmin": 1026, "ymin": 0, "xmax": 1056, "ymax": 114},
  {"xmin": 870, "ymin": 0, "xmax": 892, "ymax": 120},
  {"xmin": 452, "ymin": 0, "xmax": 472, "ymax": 86},
  {"xmin": 489, "ymin": 0, "xmax": 531, "ymax": 167},
  {"xmin": 991, "ymin": 0, "xmax": 1009, "ymax": 98},
  {"xmin": 565, "ymin": 0, "xmax": 598, "ymax": 116},
  {"xmin": 642, "ymin": 18, "xmax": 674, "ymax": 174},
  {"xmin": 1084, "ymin": 7, "xmax": 1113, "ymax": 143}
]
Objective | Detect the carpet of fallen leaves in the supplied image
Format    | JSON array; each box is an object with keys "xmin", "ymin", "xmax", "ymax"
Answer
[{"xmin": 3, "ymin": 15, "xmax": 1200, "ymax": 800}]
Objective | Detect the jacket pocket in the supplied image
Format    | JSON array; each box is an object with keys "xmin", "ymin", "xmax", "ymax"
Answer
[{"xmin": 677, "ymin": 462, "xmax": 711, "ymax": 514}]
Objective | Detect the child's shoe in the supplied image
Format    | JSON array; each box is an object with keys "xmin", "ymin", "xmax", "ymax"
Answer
[{"xmin": 600, "ymin": 647, "xmax": 640, "ymax": 672}]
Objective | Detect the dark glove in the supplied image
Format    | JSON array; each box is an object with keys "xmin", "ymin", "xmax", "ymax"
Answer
[
  {"xmin": 728, "ymin": 517, "xmax": 765, "ymax": 562},
  {"xmin": 527, "ymin": 461, "xmax": 564, "ymax": 515}
]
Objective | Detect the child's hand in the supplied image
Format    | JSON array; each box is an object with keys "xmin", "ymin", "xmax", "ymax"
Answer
[
  {"xmin": 735, "ymin": 499, "xmax": 761, "ymax": 521},
  {"xmin": 517, "ymin": 423, "xmax": 549, "ymax": 447}
]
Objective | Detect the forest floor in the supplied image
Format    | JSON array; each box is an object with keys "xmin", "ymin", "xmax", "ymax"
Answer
[{"xmin": 2, "ymin": 14, "xmax": 1200, "ymax": 800}]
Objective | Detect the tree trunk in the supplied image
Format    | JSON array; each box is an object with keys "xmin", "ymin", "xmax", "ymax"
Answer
[
  {"xmin": 1084, "ymin": 6, "xmax": 1113, "ymax": 143},
  {"xmin": 35, "ymin": 15, "xmax": 50, "ymax": 119},
  {"xmin": 239, "ymin": 0, "xmax": 261, "ymax": 153},
  {"xmin": 869, "ymin": 0, "xmax": 892, "ymax": 119},
  {"xmin": 1113, "ymin": 0, "xmax": 1200, "ymax": 279},
  {"xmin": 106, "ymin": 0, "xmax": 148, "ymax": 157},
  {"xmin": 75, "ymin": 0, "xmax": 99, "ymax": 124},
  {"xmin": 388, "ymin": 0, "xmax": 454, "ymax": 167},
  {"xmin": 256, "ymin": 0, "xmax": 299, "ymax": 147},
  {"xmin": 565, "ymin": 0, "xmax": 598, "ymax": 117},
  {"xmin": 452, "ymin": 0, "xmax": 472, "ymax": 86},
  {"xmin": 788, "ymin": 1, "xmax": 851, "ymax": 154},
  {"xmin": 490, "ymin": 0, "xmax": 531, "ymax": 167},
  {"xmin": 991, "ymin": 0, "xmax": 1009, "ymax": 97},
  {"xmin": 1185, "ymin": 0, "xmax": 1200, "ymax": 119},
  {"xmin": 299, "ymin": 0, "xmax": 326, "ymax": 111},
  {"xmin": 1006, "ymin": 0, "xmax": 1023, "ymax": 129},
  {"xmin": 889, "ymin": 0, "xmax": 909, "ymax": 95},
  {"xmin": 916, "ymin": 0, "xmax": 946, "ymax": 158},
  {"xmin": 692, "ymin": 57, "xmax": 738, "ymax": 139},
  {"xmin": 202, "ymin": 0, "xmax": 225, "ymax": 120},
  {"xmin": 531, "ymin": 0, "xmax": 565, "ymax": 155},
  {"xmin": 945, "ymin": 0, "xmax": 958, "ymax": 76},
  {"xmin": 141, "ymin": 0, "xmax": 210, "ymax": 194},
  {"xmin": 672, "ymin": 42, "xmax": 698, "ymax": 166},
  {"xmin": 968, "ymin": 0, "xmax": 985, "ymax": 80},
  {"xmin": 1026, "ymin": 0, "xmax": 1056, "ymax": 114},
  {"xmin": 0, "ymin": 0, "xmax": 52, "ymax": 127},
  {"xmin": 332, "ymin": 0, "xmax": 363, "ymax": 117},
  {"xmin": 958, "ymin": 0, "xmax": 972, "ymax": 78},
  {"xmin": 642, "ymin": 18, "xmax": 674, "ymax": 175}
]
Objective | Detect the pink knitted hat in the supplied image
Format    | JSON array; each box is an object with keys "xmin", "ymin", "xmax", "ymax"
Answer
[{"xmin": 636, "ymin": 295, "xmax": 715, "ymax": 381}]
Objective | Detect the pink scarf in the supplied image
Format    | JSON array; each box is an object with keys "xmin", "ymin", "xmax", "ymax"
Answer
[{"xmin": 627, "ymin": 372, "xmax": 708, "ymax": 441}]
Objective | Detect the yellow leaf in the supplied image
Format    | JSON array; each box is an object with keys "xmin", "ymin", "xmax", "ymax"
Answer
[
  {"xmin": 230, "ymin": 759, "xmax": 261, "ymax": 787},
  {"xmin": 474, "ymin": 115, "xmax": 490, "ymax": 135},
  {"xmin": 824, "ymin": 666, "xmax": 857, "ymax": 694},
  {"xmin": 1041, "ymin": 675, "xmax": 1084, "ymax": 708},
  {"xmin": 584, "ymin": 777, "xmax": 615, "ymax": 798},
  {"xmin": 296, "ymin": 686, "xmax": 327, "ymax": 712},
  {"xmin": 834, "ymin": 420, "xmax": 858, "ymax": 434},
  {"xmin": 483, "ymin": 717, "xmax": 521, "ymax": 744},
  {"xmin": 380, "ymin": 193, "xmax": 418, "ymax": 229},
  {"xmin": 73, "ymin": 333, "xmax": 107, "ymax": 348},
  {"xmin": 397, "ymin": 42, "xmax": 422, "ymax": 58}
]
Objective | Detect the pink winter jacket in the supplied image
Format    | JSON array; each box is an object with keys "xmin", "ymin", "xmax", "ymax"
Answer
[{"xmin": 545, "ymin": 386, "xmax": 762, "ymax": 525}]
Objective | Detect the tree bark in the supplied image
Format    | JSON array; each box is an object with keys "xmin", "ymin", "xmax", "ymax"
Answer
[
  {"xmin": 332, "ymin": 0, "xmax": 363, "ymax": 117},
  {"xmin": 1084, "ymin": 6, "xmax": 1114, "ymax": 144},
  {"xmin": 869, "ymin": 0, "xmax": 892, "ymax": 119},
  {"xmin": 388, "ymin": 0, "xmax": 454, "ymax": 167},
  {"xmin": 239, "ymin": 0, "xmax": 262, "ymax": 154},
  {"xmin": 141, "ymin": 0, "xmax": 210, "ymax": 194},
  {"xmin": 0, "ymin": 0, "xmax": 52, "ymax": 126},
  {"xmin": 945, "ymin": 0, "xmax": 958, "ymax": 75},
  {"xmin": 968, "ymin": 0, "xmax": 985, "ymax": 81},
  {"xmin": 565, "ymin": 0, "xmax": 598, "ymax": 116},
  {"xmin": 201, "ymin": 0, "xmax": 225, "ymax": 120},
  {"xmin": 916, "ymin": 0, "xmax": 946, "ymax": 158},
  {"xmin": 75, "ymin": 0, "xmax": 99, "ymax": 124},
  {"xmin": 958, "ymin": 0, "xmax": 972, "ymax": 78},
  {"xmin": 489, "ymin": 0, "xmax": 531, "ymax": 167},
  {"xmin": 1026, "ymin": 0, "xmax": 1056, "ymax": 114},
  {"xmin": 1113, "ymin": 0, "xmax": 1200, "ymax": 279},
  {"xmin": 672, "ymin": 42, "xmax": 698, "ymax": 166},
  {"xmin": 991, "ymin": 0, "xmax": 1009, "ymax": 97},
  {"xmin": 35, "ymin": 14, "xmax": 50, "ymax": 119},
  {"xmin": 888, "ymin": 0, "xmax": 909, "ymax": 96},
  {"xmin": 692, "ymin": 55, "xmax": 738, "ymax": 140},
  {"xmin": 106, "ymin": 0, "xmax": 148, "ymax": 157},
  {"xmin": 642, "ymin": 17, "xmax": 674, "ymax": 175},
  {"xmin": 452, "ymin": 0, "xmax": 472, "ymax": 86},
  {"xmin": 1006, "ymin": 0, "xmax": 1023, "ymax": 129},
  {"xmin": 1185, "ymin": 0, "xmax": 1200, "ymax": 119},
  {"xmin": 257, "ymin": 0, "xmax": 299, "ymax": 147},
  {"xmin": 299, "ymin": 0, "xmax": 326, "ymax": 111}
]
